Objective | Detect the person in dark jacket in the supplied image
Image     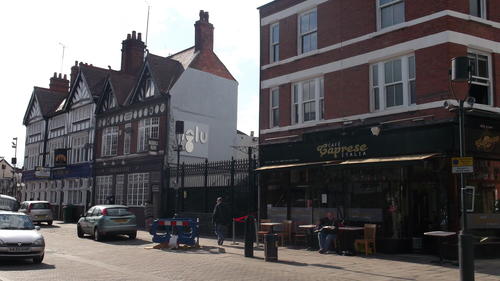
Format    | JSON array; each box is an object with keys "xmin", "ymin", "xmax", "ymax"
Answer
[
  {"xmin": 212, "ymin": 197, "xmax": 228, "ymax": 245},
  {"xmin": 317, "ymin": 212, "xmax": 340, "ymax": 254}
]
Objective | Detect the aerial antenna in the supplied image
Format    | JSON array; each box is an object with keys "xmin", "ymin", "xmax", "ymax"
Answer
[
  {"xmin": 58, "ymin": 42, "xmax": 66, "ymax": 74},
  {"xmin": 145, "ymin": 0, "xmax": 151, "ymax": 46}
]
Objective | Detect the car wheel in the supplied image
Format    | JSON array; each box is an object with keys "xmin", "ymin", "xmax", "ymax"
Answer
[
  {"xmin": 47, "ymin": 221, "xmax": 53, "ymax": 226},
  {"xmin": 77, "ymin": 225, "xmax": 84, "ymax": 238},
  {"xmin": 94, "ymin": 228, "xmax": 101, "ymax": 241},
  {"xmin": 33, "ymin": 254, "xmax": 44, "ymax": 264},
  {"xmin": 128, "ymin": 232, "xmax": 137, "ymax": 239}
]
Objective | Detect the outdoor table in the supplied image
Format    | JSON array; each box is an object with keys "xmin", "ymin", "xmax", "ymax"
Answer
[
  {"xmin": 260, "ymin": 222, "xmax": 282, "ymax": 234},
  {"xmin": 299, "ymin": 224, "xmax": 317, "ymax": 251},
  {"xmin": 338, "ymin": 226, "xmax": 364, "ymax": 256},
  {"xmin": 424, "ymin": 231, "xmax": 457, "ymax": 265}
]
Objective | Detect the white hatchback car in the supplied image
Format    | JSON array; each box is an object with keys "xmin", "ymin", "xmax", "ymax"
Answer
[{"xmin": 0, "ymin": 210, "xmax": 45, "ymax": 263}]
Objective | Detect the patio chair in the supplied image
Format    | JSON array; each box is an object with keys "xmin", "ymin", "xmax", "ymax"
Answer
[
  {"xmin": 292, "ymin": 222, "xmax": 308, "ymax": 246},
  {"xmin": 355, "ymin": 224, "xmax": 377, "ymax": 255},
  {"xmin": 276, "ymin": 220, "xmax": 293, "ymax": 246},
  {"xmin": 257, "ymin": 219, "xmax": 271, "ymax": 243}
]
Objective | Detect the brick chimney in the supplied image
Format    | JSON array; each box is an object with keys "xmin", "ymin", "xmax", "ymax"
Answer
[
  {"xmin": 121, "ymin": 31, "xmax": 146, "ymax": 75},
  {"xmin": 70, "ymin": 61, "xmax": 79, "ymax": 88},
  {"xmin": 194, "ymin": 10, "xmax": 214, "ymax": 52},
  {"xmin": 49, "ymin": 72, "xmax": 69, "ymax": 93}
]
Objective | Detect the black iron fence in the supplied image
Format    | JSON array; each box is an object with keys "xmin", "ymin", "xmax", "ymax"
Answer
[{"xmin": 165, "ymin": 156, "xmax": 258, "ymax": 234}]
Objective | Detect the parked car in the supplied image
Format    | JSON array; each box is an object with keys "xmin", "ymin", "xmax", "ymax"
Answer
[
  {"xmin": 19, "ymin": 201, "xmax": 54, "ymax": 226},
  {"xmin": 0, "ymin": 194, "xmax": 19, "ymax": 212},
  {"xmin": 0, "ymin": 210, "xmax": 45, "ymax": 264},
  {"xmin": 77, "ymin": 205, "xmax": 137, "ymax": 241}
]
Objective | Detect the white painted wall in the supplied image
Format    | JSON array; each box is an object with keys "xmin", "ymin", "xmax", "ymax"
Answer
[{"xmin": 169, "ymin": 67, "xmax": 238, "ymax": 164}]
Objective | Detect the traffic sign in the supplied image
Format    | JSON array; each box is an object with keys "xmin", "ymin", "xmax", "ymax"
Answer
[{"xmin": 452, "ymin": 157, "xmax": 473, "ymax": 174}]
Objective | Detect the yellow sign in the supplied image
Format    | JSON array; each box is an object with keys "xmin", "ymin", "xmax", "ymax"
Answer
[{"xmin": 451, "ymin": 157, "xmax": 473, "ymax": 173}]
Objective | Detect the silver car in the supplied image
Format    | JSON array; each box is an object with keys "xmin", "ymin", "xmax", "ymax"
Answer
[
  {"xmin": 0, "ymin": 210, "xmax": 45, "ymax": 263},
  {"xmin": 19, "ymin": 201, "xmax": 54, "ymax": 225},
  {"xmin": 77, "ymin": 205, "xmax": 137, "ymax": 241}
]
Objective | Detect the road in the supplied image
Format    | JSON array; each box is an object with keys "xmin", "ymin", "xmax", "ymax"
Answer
[{"xmin": 0, "ymin": 221, "xmax": 499, "ymax": 281}]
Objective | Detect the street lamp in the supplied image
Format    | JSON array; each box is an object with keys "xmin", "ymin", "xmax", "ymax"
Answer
[
  {"xmin": 450, "ymin": 56, "xmax": 475, "ymax": 281},
  {"xmin": 11, "ymin": 137, "xmax": 17, "ymax": 168},
  {"xmin": 174, "ymin": 120, "xmax": 184, "ymax": 214}
]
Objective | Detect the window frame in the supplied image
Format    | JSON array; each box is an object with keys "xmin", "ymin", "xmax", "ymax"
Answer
[
  {"xmin": 137, "ymin": 117, "xmax": 160, "ymax": 152},
  {"xmin": 377, "ymin": 0, "xmax": 405, "ymax": 30},
  {"xmin": 127, "ymin": 173, "xmax": 149, "ymax": 207},
  {"xmin": 469, "ymin": 0, "xmax": 487, "ymax": 19},
  {"xmin": 298, "ymin": 9, "xmax": 318, "ymax": 54},
  {"xmin": 291, "ymin": 77, "xmax": 325, "ymax": 125},
  {"xmin": 101, "ymin": 126, "xmax": 118, "ymax": 157},
  {"xmin": 270, "ymin": 22, "xmax": 280, "ymax": 63},
  {"xmin": 467, "ymin": 49, "xmax": 493, "ymax": 106},
  {"xmin": 270, "ymin": 88, "xmax": 280, "ymax": 128},
  {"xmin": 370, "ymin": 54, "xmax": 415, "ymax": 112}
]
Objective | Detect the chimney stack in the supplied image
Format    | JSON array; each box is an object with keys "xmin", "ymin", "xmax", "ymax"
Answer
[
  {"xmin": 70, "ymin": 61, "xmax": 79, "ymax": 87},
  {"xmin": 49, "ymin": 72, "xmax": 69, "ymax": 93},
  {"xmin": 194, "ymin": 10, "xmax": 214, "ymax": 52},
  {"xmin": 121, "ymin": 30, "xmax": 146, "ymax": 75}
]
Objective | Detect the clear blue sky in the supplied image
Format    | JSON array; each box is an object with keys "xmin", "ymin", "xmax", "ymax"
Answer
[{"xmin": 0, "ymin": 0, "xmax": 269, "ymax": 166}]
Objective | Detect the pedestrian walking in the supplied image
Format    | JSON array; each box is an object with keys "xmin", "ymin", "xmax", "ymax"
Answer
[{"xmin": 212, "ymin": 197, "xmax": 228, "ymax": 246}]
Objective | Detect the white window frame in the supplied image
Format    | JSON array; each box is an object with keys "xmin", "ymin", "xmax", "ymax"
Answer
[
  {"xmin": 270, "ymin": 88, "xmax": 280, "ymax": 128},
  {"xmin": 138, "ymin": 117, "xmax": 160, "ymax": 152},
  {"xmin": 70, "ymin": 133, "xmax": 89, "ymax": 164},
  {"xmin": 270, "ymin": 22, "xmax": 280, "ymax": 63},
  {"xmin": 127, "ymin": 173, "xmax": 149, "ymax": 206},
  {"xmin": 96, "ymin": 176, "xmax": 113, "ymax": 205},
  {"xmin": 101, "ymin": 126, "xmax": 118, "ymax": 156},
  {"xmin": 291, "ymin": 77, "xmax": 324, "ymax": 124},
  {"xmin": 71, "ymin": 104, "xmax": 92, "ymax": 132},
  {"xmin": 123, "ymin": 123, "xmax": 131, "ymax": 155},
  {"xmin": 377, "ymin": 0, "xmax": 405, "ymax": 30},
  {"xmin": 470, "ymin": 0, "xmax": 487, "ymax": 19},
  {"xmin": 298, "ymin": 9, "xmax": 317, "ymax": 54},
  {"xmin": 468, "ymin": 49, "xmax": 493, "ymax": 105},
  {"xmin": 370, "ymin": 54, "xmax": 415, "ymax": 112},
  {"xmin": 115, "ymin": 174, "xmax": 125, "ymax": 205},
  {"xmin": 143, "ymin": 78, "xmax": 155, "ymax": 99}
]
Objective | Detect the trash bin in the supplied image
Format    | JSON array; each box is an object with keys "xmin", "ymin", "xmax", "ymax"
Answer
[
  {"xmin": 264, "ymin": 233, "xmax": 278, "ymax": 261},
  {"xmin": 63, "ymin": 205, "xmax": 74, "ymax": 223}
]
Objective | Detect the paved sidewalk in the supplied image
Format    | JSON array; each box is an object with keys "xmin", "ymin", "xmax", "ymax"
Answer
[{"xmin": 199, "ymin": 236, "xmax": 500, "ymax": 281}]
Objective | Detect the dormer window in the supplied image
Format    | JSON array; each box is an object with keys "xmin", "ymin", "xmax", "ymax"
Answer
[
  {"xmin": 144, "ymin": 78, "xmax": 155, "ymax": 98},
  {"xmin": 104, "ymin": 92, "xmax": 117, "ymax": 110}
]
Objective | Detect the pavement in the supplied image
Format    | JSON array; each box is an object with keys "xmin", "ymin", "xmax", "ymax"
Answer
[{"xmin": 0, "ymin": 221, "xmax": 498, "ymax": 281}]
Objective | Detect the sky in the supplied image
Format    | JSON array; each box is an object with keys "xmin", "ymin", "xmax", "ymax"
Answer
[{"xmin": 0, "ymin": 0, "xmax": 269, "ymax": 168}]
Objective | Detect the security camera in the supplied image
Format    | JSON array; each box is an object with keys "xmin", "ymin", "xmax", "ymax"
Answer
[
  {"xmin": 466, "ymin": 96, "xmax": 475, "ymax": 107},
  {"xmin": 443, "ymin": 101, "xmax": 451, "ymax": 110}
]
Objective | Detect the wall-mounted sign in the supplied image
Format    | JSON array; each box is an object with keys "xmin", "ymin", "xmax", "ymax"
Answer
[
  {"xmin": 452, "ymin": 157, "xmax": 473, "ymax": 174},
  {"xmin": 54, "ymin": 149, "xmax": 68, "ymax": 167},
  {"xmin": 148, "ymin": 139, "xmax": 159, "ymax": 152},
  {"xmin": 34, "ymin": 167, "xmax": 50, "ymax": 178},
  {"xmin": 180, "ymin": 121, "xmax": 209, "ymax": 158}
]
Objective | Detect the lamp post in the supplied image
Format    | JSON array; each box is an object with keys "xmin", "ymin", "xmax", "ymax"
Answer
[
  {"xmin": 450, "ymin": 56, "xmax": 475, "ymax": 281},
  {"xmin": 174, "ymin": 120, "xmax": 184, "ymax": 214},
  {"xmin": 11, "ymin": 137, "xmax": 17, "ymax": 168}
]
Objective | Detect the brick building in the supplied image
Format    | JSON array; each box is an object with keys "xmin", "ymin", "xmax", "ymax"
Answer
[{"xmin": 257, "ymin": 0, "xmax": 500, "ymax": 252}]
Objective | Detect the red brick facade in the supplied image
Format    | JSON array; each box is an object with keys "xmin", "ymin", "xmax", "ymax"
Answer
[{"xmin": 259, "ymin": 0, "xmax": 500, "ymax": 143}]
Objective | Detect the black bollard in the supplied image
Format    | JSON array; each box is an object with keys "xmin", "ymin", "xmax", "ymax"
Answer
[{"xmin": 244, "ymin": 215, "xmax": 255, "ymax": 257}]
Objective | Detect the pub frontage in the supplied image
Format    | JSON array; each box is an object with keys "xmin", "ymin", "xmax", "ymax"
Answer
[{"xmin": 258, "ymin": 112, "xmax": 500, "ymax": 255}]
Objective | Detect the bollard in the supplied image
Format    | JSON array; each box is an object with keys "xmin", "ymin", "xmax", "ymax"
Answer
[
  {"xmin": 244, "ymin": 215, "xmax": 255, "ymax": 257},
  {"xmin": 231, "ymin": 219, "xmax": 237, "ymax": 245},
  {"xmin": 255, "ymin": 221, "xmax": 259, "ymax": 247}
]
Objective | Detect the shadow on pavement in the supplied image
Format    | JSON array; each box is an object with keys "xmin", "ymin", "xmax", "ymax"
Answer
[
  {"xmin": 0, "ymin": 260, "xmax": 56, "ymax": 271},
  {"xmin": 38, "ymin": 224, "xmax": 60, "ymax": 229},
  {"xmin": 82, "ymin": 235, "xmax": 152, "ymax": 246}
]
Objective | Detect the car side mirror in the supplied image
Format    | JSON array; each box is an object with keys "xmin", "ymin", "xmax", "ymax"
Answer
[{"xmin": 35, "ymin": 226, "xmax": 41, "ymax": 231}]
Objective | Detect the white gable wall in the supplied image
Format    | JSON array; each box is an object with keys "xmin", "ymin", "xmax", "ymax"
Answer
[{"xmin": 169, "ymin": 67, "xmax": 238, "ymax": 163}]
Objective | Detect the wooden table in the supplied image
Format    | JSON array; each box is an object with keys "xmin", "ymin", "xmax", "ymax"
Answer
[
  {"xmin": 424, "ymin": 231, "xmax": 457, "ymax": 265},
  {"xmin": 261, "ymin": 222, "xmax": 282, "ymax": 233},
  {"xmin": 338, "ymin": 226, "xmax": 364, "ymax": 255},
  {"xmin": 299, "ymin": 224, "xmax": 317, "ymax": 250}
]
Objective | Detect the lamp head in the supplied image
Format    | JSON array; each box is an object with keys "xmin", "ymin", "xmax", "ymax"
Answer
[
  {"xmin": 370, "ymin": 126, "xmax": 381, "ymax": 136},
  {"xmin": 466, "ymin": 96, "xmax": 475, "ymax": 107}
]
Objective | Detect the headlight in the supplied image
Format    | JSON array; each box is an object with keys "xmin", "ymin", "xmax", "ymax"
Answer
[{"xmin": 33, "ymin": 237, "xmax": 45, "ymax": 246}]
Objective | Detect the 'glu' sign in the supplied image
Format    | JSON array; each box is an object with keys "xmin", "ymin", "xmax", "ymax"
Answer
[{"xmin": 181, "ymin": 121, "xmax": 209, "ymax": 158}]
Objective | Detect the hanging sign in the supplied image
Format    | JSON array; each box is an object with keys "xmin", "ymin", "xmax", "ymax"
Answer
[{"xmin": 452, "ymin": 157, "xmax": 473, "ymax": 174}]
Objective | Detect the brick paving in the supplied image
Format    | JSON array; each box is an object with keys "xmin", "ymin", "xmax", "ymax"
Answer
[{"xmin": 0, "ymin": 221, "xmax": 498, "ymax": 281}]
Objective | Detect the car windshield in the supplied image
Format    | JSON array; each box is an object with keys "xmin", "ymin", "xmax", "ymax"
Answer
[
  {"xmin": 0, "ymin": 214, "xmax": 35, "ymax": 230},
  {"xmin": 31, "ymin": 203, "xmax": 50, "ymax": 209},
  {"xmin": 106, "ymin": 208, "xmax": 132, "ymax": 216},
  {"xmin": 0, "ymin": 197, "xmax": 19, "ymax": 212}
]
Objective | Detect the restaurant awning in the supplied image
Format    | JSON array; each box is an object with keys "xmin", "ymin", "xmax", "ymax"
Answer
[
  {"xmin": 256, "ymin": 153, "xmax": 440, "ymax": 171},
  {"xmin": 329, "ymin": 153, "xmax": 440, "ymax": 166},
  {"xmin": 255, "ymin": 160, "xmax": 338, "ymax": 172}
]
